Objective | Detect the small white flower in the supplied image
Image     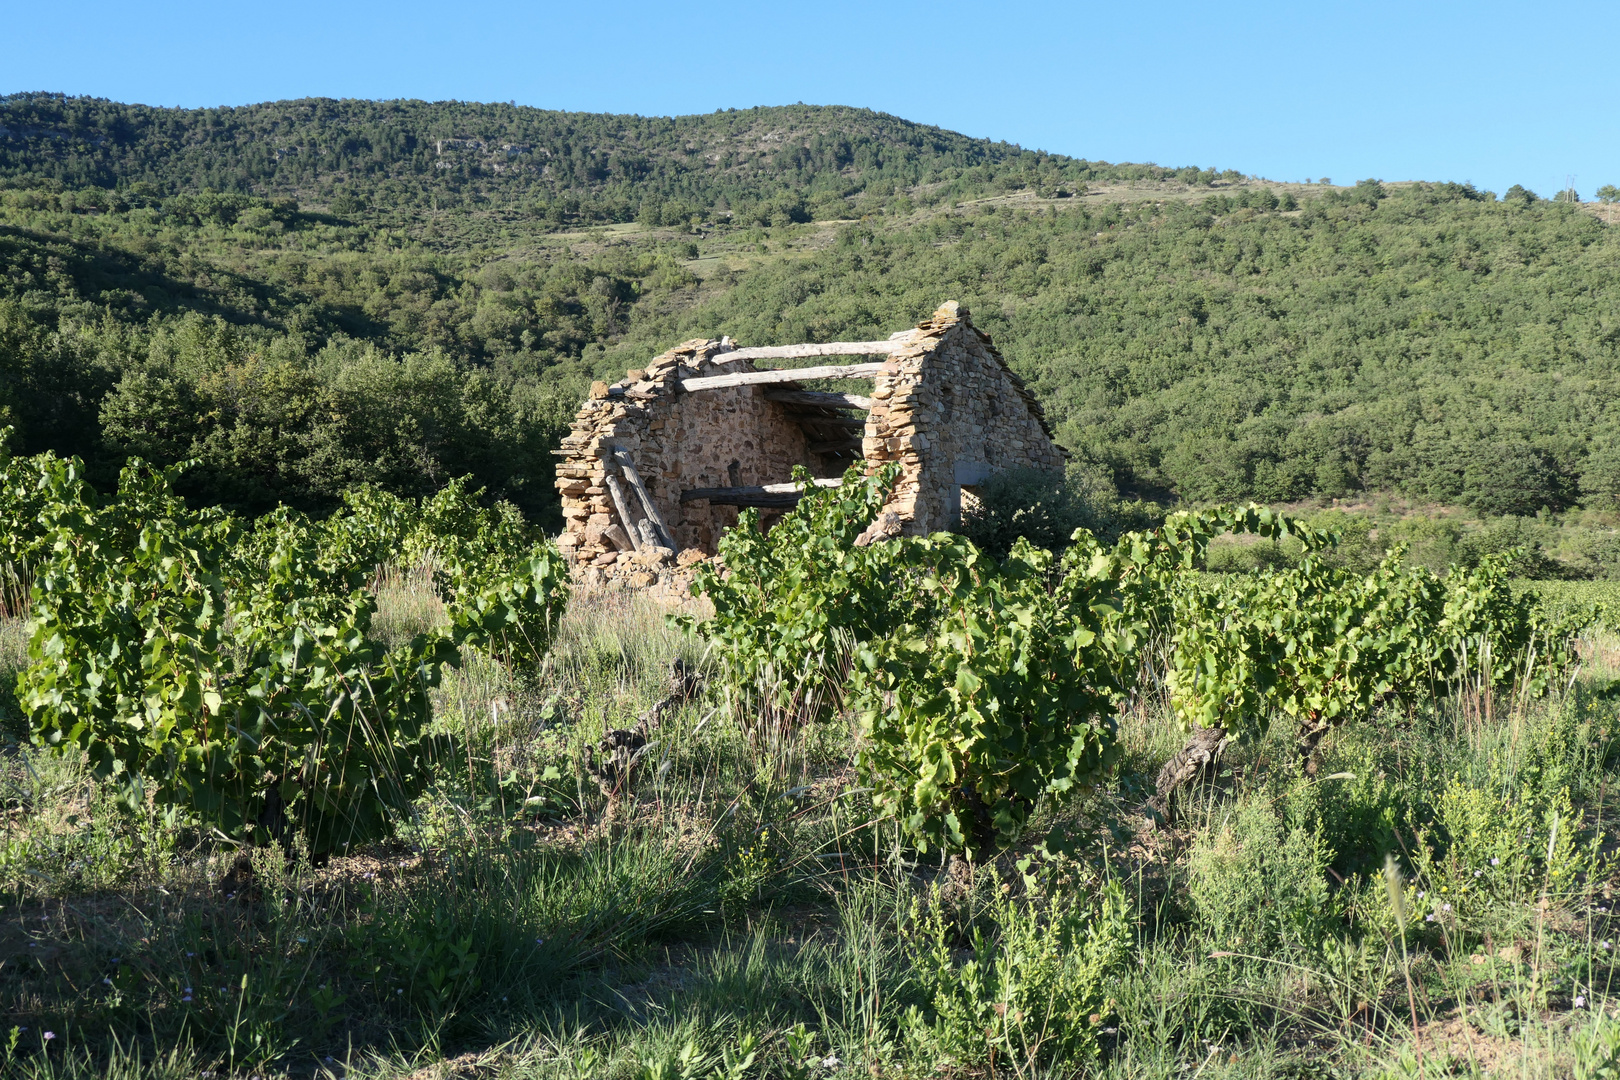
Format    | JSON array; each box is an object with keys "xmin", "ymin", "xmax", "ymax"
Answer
[
  {"xmin": 1491, "ymin": 857, "xmax": 1500, "ymax": 866},
  {"xmin": 1442, "ymin": 902, "xmax": 1452, "ymax": 912},
  {"xmin": 1576, "ymin": 995, "xmax": 1588, "ymax": 1008},
  {"xmin": 822, "ymin": 1054, "xmax": 841, "ymax": 1068}
]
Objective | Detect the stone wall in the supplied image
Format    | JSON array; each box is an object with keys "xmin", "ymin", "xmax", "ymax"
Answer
[
  {"xmin": 553, "ymin": 338, "xmax": 824, "ymax": 593},
  {"xmin": 553, "ymin": 302, "xmax": 1065, "ymax": 592},
  {"xmin": 864, "ymin": 301, "xmax": 1065, "ymax": 533}
]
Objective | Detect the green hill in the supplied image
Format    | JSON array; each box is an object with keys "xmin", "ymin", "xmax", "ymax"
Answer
[
  {"xmin": 1, "ymin": 93, "xmax": 1616, "ymax": 541},
  {"xmin": 0, "ymin": 94, "xmax": 1191, "ymax": 227}
]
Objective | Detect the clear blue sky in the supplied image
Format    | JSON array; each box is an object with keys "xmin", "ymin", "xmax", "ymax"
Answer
[{"xmin": 6, "ymin": 0, "xmax": 1614, "ymax": 199}]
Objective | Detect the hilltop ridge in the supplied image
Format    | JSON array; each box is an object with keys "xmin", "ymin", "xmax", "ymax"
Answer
[{"xmin": 0, "ymin": 95, "xmax": 1230, "ymax": 227}]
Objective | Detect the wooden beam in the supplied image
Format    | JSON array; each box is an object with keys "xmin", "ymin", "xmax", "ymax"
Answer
[
  {"xmin": 807, "ymin": 439, "xmax": 864, "ymax": 456},
  {"xmin": 791, "ymin": 414, "xmax": 866, "ymax": 430},
  {"xmin": 680, "ymin": 479, "xmax": 842, "ymax": 503},
  {"xmin": 713, "ymin": 340, "xmax": 902, "ymax": 363},
  {"xmin": 764, "ymin": 390, "xmax": 873, "ymax": 409},
  {"xmin": 613, "ymin": 448, "xmax": 675, "ymax": 550},
  {"xmin": 603, "ymin": 472, "xmax": 642, "ymax": 552},
  {"xmin": 686, "ymin": 492, "xmax": 802, "ymax": 509},
  {"xmin": 679, "ymin": 361, "xmax": 893, "ymax": 393}
]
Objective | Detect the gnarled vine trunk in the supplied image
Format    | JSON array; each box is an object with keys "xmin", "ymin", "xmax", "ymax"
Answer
[
  {"xmin": 1148, "ymin": 724, "xmax": 1228, "ymax": 823},
  {"xmin": 1296, "ymin": 713, "xmax": 1333, "ymax": 777}
]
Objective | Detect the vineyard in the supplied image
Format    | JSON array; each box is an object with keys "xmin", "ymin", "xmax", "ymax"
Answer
[{"xmin": 3, "ymin": 448, "xmax": 1620, "ymax": 1078}]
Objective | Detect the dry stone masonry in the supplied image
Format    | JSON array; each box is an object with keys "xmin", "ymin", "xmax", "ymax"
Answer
[{"xmin": 554, "ymin": 301, "xmax": 1066, "ymax": 595}]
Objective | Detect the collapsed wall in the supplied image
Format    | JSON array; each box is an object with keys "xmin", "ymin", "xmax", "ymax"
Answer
[{"xmin": 553, "ymin": 301, "xmax": 1065, "ymax": 594}]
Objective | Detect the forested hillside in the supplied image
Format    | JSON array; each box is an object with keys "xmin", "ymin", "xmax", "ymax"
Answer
[
  {"xmin": 615, "ymin": 181, "xmax": 1620, "ymax": 513},
  {"xmin": 0, "ymin": 94, "xmax": 1183, "ymax": 228},
  {"xmin": 2, "ymin": 93, "xmax": 1616, "ymax": 532}
]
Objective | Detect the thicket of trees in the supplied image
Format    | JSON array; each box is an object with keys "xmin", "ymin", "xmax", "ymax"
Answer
[{"xmin": 2, "ymin": 95, "xmax": 1617, "ymax": 529}]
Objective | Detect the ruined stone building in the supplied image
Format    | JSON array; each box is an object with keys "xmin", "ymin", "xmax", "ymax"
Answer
[{"xmin": 553, "ymin": 301, "xmax": 1067, "ymax": 592}]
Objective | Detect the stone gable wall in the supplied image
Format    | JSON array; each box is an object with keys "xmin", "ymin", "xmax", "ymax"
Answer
[
  {"xmin": 863, "ymin": 301, "xmax": 1065, "ymax": 533},
  {"xmin": 553, "ymin": 302, "xmax": 1065, "ymax": 594}
]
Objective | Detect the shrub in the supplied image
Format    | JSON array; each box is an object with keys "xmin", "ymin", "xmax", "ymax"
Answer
[
  {"xmin": 956, "ymin": 463, "xmax": 1156, "ymax": 556},
  {"xmin": 853, "ymin": 536, "xmax": 1131, "ymax": 853},
  {"xmin": 1409, "ymin": 771, "xmax": 1601, "ymax": 922},
  {"xmin": 10, "ymin": 451, "xmax": 567, "ymax": 853},
  {"xmin": 905, "ymin": 872, "xmax": 1132, "ymax": 1069},
  {"xmin": 685, "ymin": 463, "xmax": 935, "ymax": 740},
  {"xmin": 1185, "ymin": 797, "xmax": 1339, "ymax": 954}
]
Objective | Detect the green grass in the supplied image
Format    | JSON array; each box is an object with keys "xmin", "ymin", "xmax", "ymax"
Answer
[{"xmin": 4, "ymin": 584, "xmax": 1620, "ymax": 1078}]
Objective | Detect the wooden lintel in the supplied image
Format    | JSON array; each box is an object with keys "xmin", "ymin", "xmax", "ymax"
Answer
[
  {"xmin": 681, "ymin": 480, "xmax": 844, "ymax": 507},
  {"xmin": 679, "ymin": 361, "xmax": 893, "ymax": 393},
  {"xmin": 713, "ymin": 340, "xmax": 902, "ymax": 363},
  {"xmin": 764, "ymin": 390, "xmax": 873, "ymax": 409},
  {"xmin": 791, "ymin": 414, "xmax": 866, "ymax": 430},
  {"xmin": 686, "ymin": 492, "xmax": 802, "ymax": 509},
  {"xmin": 680, "ymin": 479, "xmax": 843, "ymax": 503},
  {"xmin": 807, "ymin": 439, "xmax": 864, "ymax": 456}
]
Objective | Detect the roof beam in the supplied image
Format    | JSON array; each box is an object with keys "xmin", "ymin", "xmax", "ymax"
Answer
[
  {"xmin": 680, "ymin": 479, "xmax": 843, "ymax": 508},
  {"xmin": 680, "ymin": 361, "xmax": 893, "ymax": 393},
  {"xmin": 807, "ymin": 438, "xmax": 864, "ymax": 456},
  {"xmin": 714, "ymin": 340, "xmax": 902, "ymax": 363},
  {"xmin": 764, "ymin": 390, "xmax": 873, "ymax": 410}
]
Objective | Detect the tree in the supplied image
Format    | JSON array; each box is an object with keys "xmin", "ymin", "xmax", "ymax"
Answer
[
  {"xmin": 1461, "ymin": 443, "xmax": 1570, "ymax": 517},
  {"xmin": 1598, "ymin": 184, "xmax": 1619, "ymax": 224}
]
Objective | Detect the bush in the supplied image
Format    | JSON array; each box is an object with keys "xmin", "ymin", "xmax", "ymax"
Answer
[
  {"xmin": 1409, "ymin": 769, "xmax": 1601, "ymax": 923},
  {"xmin": 905, "ymin": 872, "xmax": 1132, "ymax": 1069},
  {"xmin": 957, "ymin": 463, "xmax": 1157, "ymax": 557},
  {"xmin": 686, "ymin": 463, "xmax": 935, "ymax": 741},
  {"xmin": 1184, "ymin": 797, "xmax": 1339, "ymax": 954},
  {"xmin": 853, "ymin": 536, "xmax": 1130, "ymax": 853},
  {"xmin": 9, "ymin": 450, "xmax": 568, "ymax": 854}
]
